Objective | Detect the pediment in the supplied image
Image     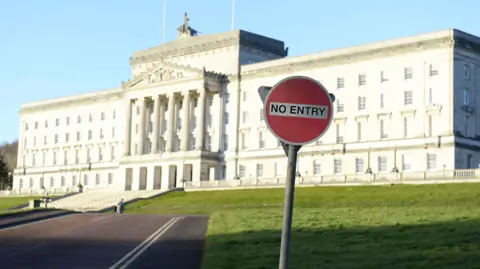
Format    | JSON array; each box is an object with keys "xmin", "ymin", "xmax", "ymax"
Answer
[{"xmin": 123, "ymin": 62, "xmax": 204, "ymax": 89}]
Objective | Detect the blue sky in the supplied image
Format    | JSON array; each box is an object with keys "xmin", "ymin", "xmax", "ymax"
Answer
[{"xmin": 0, "ymin": 0, "xmax": 478, "ymax": 143}]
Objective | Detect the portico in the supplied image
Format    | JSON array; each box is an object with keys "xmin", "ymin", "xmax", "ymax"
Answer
[{"xmin": 118, "ymin": 60, "xmax": 226, "ymax": 191}]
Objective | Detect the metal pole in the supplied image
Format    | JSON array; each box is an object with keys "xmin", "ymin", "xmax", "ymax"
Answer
[
  {"xmin": 162, "ymin": 0, "xmax": 167, "ymax": 43},
  {"xmin": 278, "ymin": 144, "xmax": 300, "ymax": 269}
]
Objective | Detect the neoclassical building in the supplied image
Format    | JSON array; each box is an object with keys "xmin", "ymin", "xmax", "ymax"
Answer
[{"xmin": 12, "ymin": 16, "xmax": 480, "ymax": 191}]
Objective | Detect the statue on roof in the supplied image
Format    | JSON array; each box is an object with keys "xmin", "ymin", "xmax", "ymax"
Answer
[{"xmin": 177, "ymin": 12, "xmax": 199, "ymax": 37}]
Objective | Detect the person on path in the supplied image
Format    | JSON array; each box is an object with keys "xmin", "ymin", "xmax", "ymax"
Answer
[{"xmin": 117, "ymin": 199, "xmax": 124, "ymax": 214}]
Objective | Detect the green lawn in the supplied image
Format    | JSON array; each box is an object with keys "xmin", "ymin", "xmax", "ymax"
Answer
[
  {"xmin": 0, "ymin": 196, "xmax": 45, "ymax": 214},
  {"xmin": 126, "ymin": 183, "xmax": 480, "ymax": 269}
]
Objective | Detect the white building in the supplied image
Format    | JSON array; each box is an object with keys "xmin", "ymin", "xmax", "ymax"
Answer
[{"xmin": 12, "ymin": 16, "xmax": 480, "ymax": 192}]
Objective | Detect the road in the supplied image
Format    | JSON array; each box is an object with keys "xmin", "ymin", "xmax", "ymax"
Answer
[{"xmin": 0, "ymin": 213, "xmax": 208, "ymax": 269}]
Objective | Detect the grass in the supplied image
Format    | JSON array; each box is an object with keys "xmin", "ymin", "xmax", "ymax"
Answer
[
  {"xmin": 0, "ymin": 196, "xmax": 44, "ymax": 212},
  {"xmin": 125, "ymin": 183, "xmax": 480, "ymax": 268}
]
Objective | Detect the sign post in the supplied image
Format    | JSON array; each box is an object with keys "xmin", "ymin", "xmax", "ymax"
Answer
[{"xmin": 258, "ymin": 76, "xmax": 334, "ymax": 269}]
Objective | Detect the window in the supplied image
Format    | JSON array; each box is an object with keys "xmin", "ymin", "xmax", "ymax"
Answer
[
  {"xmin": 76, "ymin": 131, "xmax": 80, "ymax": 141},
  {"xmin": 66, "ymin": 117, "xmax": 70, "ymax": 125},
  {"xmin": 42, "ymin": 152, "xmax": 46, "ymax": 166},
  {"xmin": 463, "ymin": 89, "xmax": 470, "ymax": 105},
  {"xmin": 95, "ymin": 174, "xmax": 100, "ymax": 185},
  {"xmin": 337, "ymin": 100, "xmax": 344, "ymax": 113},
  {"xmin": 40, "ymin": 177, "xmax": 44, "ymax": 188},
  {"xmin": 241, "ymin": 133, "xmax": 247, "ymax": 149},
  {"xmin": 380, "ymin": 120, "xmax": 387, "ymax": 139},
  {"xmin": 242, "ymin": 111, "xmax": 248, "ymax": 123},
  {"xmin": 100, "ymin": 129, "xmax": 104, "ymax": 139},
  {"xmin": 87, "ymin": 149, "xmax": 91, "ymax": 162},
  {"xmin": 108, "ymin": 173, "xmax": 113, "ymax": 185},
  {"xmin": 55, "ymin": 118, "xmax": 60, "ymax": 127},
  {"xmin": 45, "ymin": 120, "xmax": 48, "ymax": 128},
  {"xmin": 357, "ymin": 122, "xmax": 362, "ymax": 141},
  {"xmin": 224, "ymin": 113, "xmax": 229, "ymax": 124},
  {"xmin": 72, "ymin": 176, "xmax": 77, "ymax": 187},
  {"xmin": 429, "ymin": 64, "xmax": 438, "ymax": 76},
  {"xmin": 313, "ymin": 160, "xmax": 321, "ymax": 175},
  {"xmin": 464, "ymin": 116, "xmax": 469, "ymax": 136},
  {"xmin": 223, "ymin": 134, "xmax": 228, "ymax": 150},
  {"xmin": 29, "ymin": 178, "xmax": 33, "ymax": 188},
  {"xmin": 75, "ymin": 149, "xmax": 79, "ymax": 164},
  {"xmin": 111, "ymin": 146, "xmax": 115, "ymax": 160},
  {"xmin": 464, "ymin": 64, "xmax": 470, "ymax": 80},
  {"xmin": 428, "ymin": 88, "xmax": 433, "ymax": 104},
  {"xmin": 44, "ymin": 136, "xmax": 47, "ymax": 145},
  {"xmin": 77, "ymin": 115, "xmax": 81, "ymax": 124},
  {"xmin": 358, "ymin": 74, "xmax": 366, "ymax": 86},
  {"xmin": 404, "ymin": 68, "xmax": 413, "ymax": 79},
  {"xmin": 427, "ymin": 154, "xmax": 437, "ymax": 170},
  {"xmin": 54, "ymin": 134, "xmax": 58, "ymax": 144},
  {"xmin": 65, "ymin": 133, "xmax": 69, "ymax": 143},
  {"xmin": 404, "ymin": 91, "xmax": 413, "ymax": 105},
  {"xmin": 34, "ymin": 122, "xmax": 38, "ymax": 129},
  {"xmin": 358, "ymin": 97, "xmax": 366, "ymax": 110},
  {"xmin": 355, "ymin": 158, "xmax": 364, "ymax": 173},
  {"xmin": 403, "ymin": 117, "xmax": 409, "ymax": 137},
  {"xmin": 402, "ymin": 155, "xmax": 411, "ymax": 171},
  {"xmin": 337, "ymin": 77, "xmax": 344, "ymax": 89},
  {"xmin": 53, "ymin": 151, "xmax": 57, "ymax": 165},
  {"xmin": 380, "ymin": 71, "xmax": 388, "ymax": 82},
  {"xmin": 64, "ymin": 150, "xmax": 68, "ymax": 165},
  {"xmin": 88, "ymin": 130, "xmax": 92, "ymax": 140},
  {"xmin": 50, "ymin": 177, "xmax": 54, "ymax": 187},
  {"xmin": 207, "ymin": 135, "xmax": 212, "ymax": 150},
  {"xmin": 258, "ymin": 131, "xmax": 265, "ymax": 149},
  {"xmin": 378, "ymin": 156, "xmax": 388, "ymax": 172},
  {"xmin": 335, "ymin": 124, "xmax": 343, "ymax": 144},
  {"xmin": 380, "ymin": 94, "xmax": 384, "ymax": 108},
  {"xmin": 83, "ymin": 174, "xmax": 88, "ymax": 186},
  {"xmin": 256, "ymin": 164, "xmax": 263, "ymax": 178},
  {"xmin": 239, "ymin": 165, "xmax": 246, "ymax": 178},
  {"xmin": 242, "ymin": 91, "xmax": 247, "ymax": 102},
  {"xmin": 32, "ymin": 153, "xmax": 36, "ymax": 166},
  {"xmin": 113, "ymin": 110, "xmax": 116, "ymax": 119},
  {"xmin": 334, "ymin": 159, "xmax": 342, "ymax": 174},
  {"xmin": 61, "ymin": 176, "xmax": 65, "ymax": 187},
  {"xmin": 19, "ymin": 178, "xmax": 23, "ymax": 189},
  {"xmin": 101, "ymin": 112, "xmax": 105, "ymax": 121},
  {"xmin": 260, "ymin": 109, "xmax": 264, "ymax": 121},
  {"xmin": 99, "ymin": 147, "xmax": 103, "ymax": 161},
  {"xmin": 428, "ymin": 115, "xmax": 433, "ymax": 136},
  {"xmin": 89, "ymin": 113, "xmax": 93, "ymax": 122}
]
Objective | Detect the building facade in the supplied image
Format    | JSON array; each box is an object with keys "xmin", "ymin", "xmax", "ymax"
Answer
[{"xmin": 12, "ymin": 17, "xmax": 480, "ymax": 192}]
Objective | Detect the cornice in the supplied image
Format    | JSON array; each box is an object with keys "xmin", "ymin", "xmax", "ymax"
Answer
[
  {"xmin": 236, "ymin": 36, "xmax": 455, "ymax": 80},
  {"xmin": 20, "ymin": 91, "xmax": 124, "ymax": 114},
  {"xmin": 130, "ymin": 31, "xmax": 287, "ymax": 65}
]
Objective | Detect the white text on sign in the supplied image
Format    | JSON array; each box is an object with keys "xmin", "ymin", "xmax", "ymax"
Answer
[{"xmin": 269, "ymin": 102, "xmax": 328, "ymax": 119}]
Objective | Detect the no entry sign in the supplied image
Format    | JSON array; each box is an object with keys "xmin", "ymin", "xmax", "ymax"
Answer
[{"xmin": 264, "ymin": 76, "xmax": 334, "ymax": 145}]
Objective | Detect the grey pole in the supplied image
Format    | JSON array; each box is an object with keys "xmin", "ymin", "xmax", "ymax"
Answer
[{"xmin": 278, "ymin": 144, "xmax": 300, "ymax": 269}]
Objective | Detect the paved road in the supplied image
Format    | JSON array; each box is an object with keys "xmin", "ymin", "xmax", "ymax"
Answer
[{"xmin": 0, "ymin": 213, "xmax": 208, "ymax": 269}]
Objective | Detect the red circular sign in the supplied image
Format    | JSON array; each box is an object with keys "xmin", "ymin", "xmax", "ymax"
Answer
[{"xmin": 264, "ymin": 76, "xmax": 334, "ymax": 145}]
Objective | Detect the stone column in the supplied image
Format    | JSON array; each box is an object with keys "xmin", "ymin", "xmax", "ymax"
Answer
[
  {"xmin": 137, "ymin": 97, "xmax": 146, "ymax": 155},
  {"xmin": 123, "ymin": 99, "xmax": 133, "ymax": 156},
  {"xmin": 217, "ymin": 92, "xmax": 225, "ymax": 152},
  {"xmin": 151, "ymin": 95, "xmax": 161, "ymax": 154},
  {"xmin": 181, "ymin": 91, "xmax": 191, "ymax": 151},
  {"xmin": 166, "ymin": 93, "xmax": 175, "ymax": 152},
  {"xmin": 158, "ymin": 97, "xmax": 165, "ymax": 152},
  {"xmin": 196, "ymin": 89, "xmax": 207, "ymax": 150}
]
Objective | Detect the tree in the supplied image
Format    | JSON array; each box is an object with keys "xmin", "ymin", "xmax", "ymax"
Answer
[{"xmin": 0, "ymin": 154, "xmax": 11, "ymax": 190}]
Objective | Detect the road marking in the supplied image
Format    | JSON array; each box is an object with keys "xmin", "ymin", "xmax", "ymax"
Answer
[
  {"xmin": 0, "ymin": 213, "xmax": 75, "ymax": 232},
  {"xmin": 109, "ymin": 217, "xmax": 182, "ymax": 269}
]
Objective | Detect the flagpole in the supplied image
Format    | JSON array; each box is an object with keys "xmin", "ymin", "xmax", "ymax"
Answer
[
  {"xmin": 231, "ymin": 0, "xmax": 235, "ymax": 30},
  {"xmin": 162, "ymin": 0, "xmax": 167, "ymax": 43}
]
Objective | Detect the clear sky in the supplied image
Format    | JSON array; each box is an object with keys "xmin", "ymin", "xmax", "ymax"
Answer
[{"xmin": 1, "ymin": 0, "xmax": 478, "ymax": 143}]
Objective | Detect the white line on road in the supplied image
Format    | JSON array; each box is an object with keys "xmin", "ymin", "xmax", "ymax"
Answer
[{"xmin": 109, "ymin": 217, "xmax": 182, "ymax": 269}]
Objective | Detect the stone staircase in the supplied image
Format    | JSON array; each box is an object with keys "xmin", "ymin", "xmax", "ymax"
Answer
[{"xmin": 48, "ymin": 188, "xmax": 172, "ymax": 212}]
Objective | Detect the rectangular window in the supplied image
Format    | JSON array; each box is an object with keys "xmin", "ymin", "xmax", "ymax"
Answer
[
  {"xmin": 427, "ymin": 154, "xmax": 437, "ymax": 170},
  {"xmin": 256, "ymin": 164, "xmax": 263, "ymax": 178},
  {"xmin": 313, "ymin": 160, "xmax": 321, "ymax": 175},
  {"xmin": 380, "ymin": 120, "xmax": 388, "ymax": 139},
  {"xmin": 463, "ymin": 89, "xmax": 470, "ymax": 105},
  {"xmin": 403, "ymin": 117, "xmax": 408, "ymax": 137},
  {"xmin": 336, "ymin": 124, "xmax": 343, "ymax": 144},
  {"xmin": 239, "ymin": 165, "xmax": 246, "ymax": 178},
  {"xmin": 402, "ymin": 155, "xmax": 411, "ymax": 171},
  {"xmin": 429, "ymin": 64, "xmax": 438, "ymax": 76},
  {"xmin": 404, "ymin": 91, "xmax": 413, "ymax": 105},
  {"xmin": 358, "ymin": 97, "xmax": 366, "ymax": 110},
  {"xmin": 258, "ymin": 131, "xmax": 265, "ymax": 149},
  {"xmin": 334, "ymin": 159, "xmax": 342, "ymax": 174},
  {"xmin": 464, "ymin": 64, "xmax": 470, "ymax": 80},
  {"xmin": 404, "ymin": 67, "xmax": 413, "ymax": 79},
  {"xmin": 378, "ymin": 156, "xmax": 388, "ymax": 172},
  {"xmin": 357, "ymin": 122, "xmax": 362, "ymax": 141},
  {"xmin": 380, "ymin": 94, "xmax": 384, "ymax": 108},
  {"xmin": 337, "ymin": 77, "xmax": 344, "ymax": 89},
  {"xmin": 358, "ymin": 74, "xmax": 366, "ymax": 86},
  {"xmin": 241, "ymin": 133, "xmax": 246, "ymax": 149},
  {"xmin": 260, "ymin": 109, "xmax": 264, "ymax": 121},
  {"xmin": 242, "ymin": 111, "xmax": 248, "ymax": 123},
  {"xmin": 355, "ymin": 158, "xmax": 364, "ymax": 173},
  {"xmin": 337, "ymin": 100, "xmax": 344, "ymax": 113}
]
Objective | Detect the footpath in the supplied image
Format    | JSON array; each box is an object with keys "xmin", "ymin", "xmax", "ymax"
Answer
[{"xmin": 0, "ymin": 209, "xmax": 75, "ymax": 230}]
